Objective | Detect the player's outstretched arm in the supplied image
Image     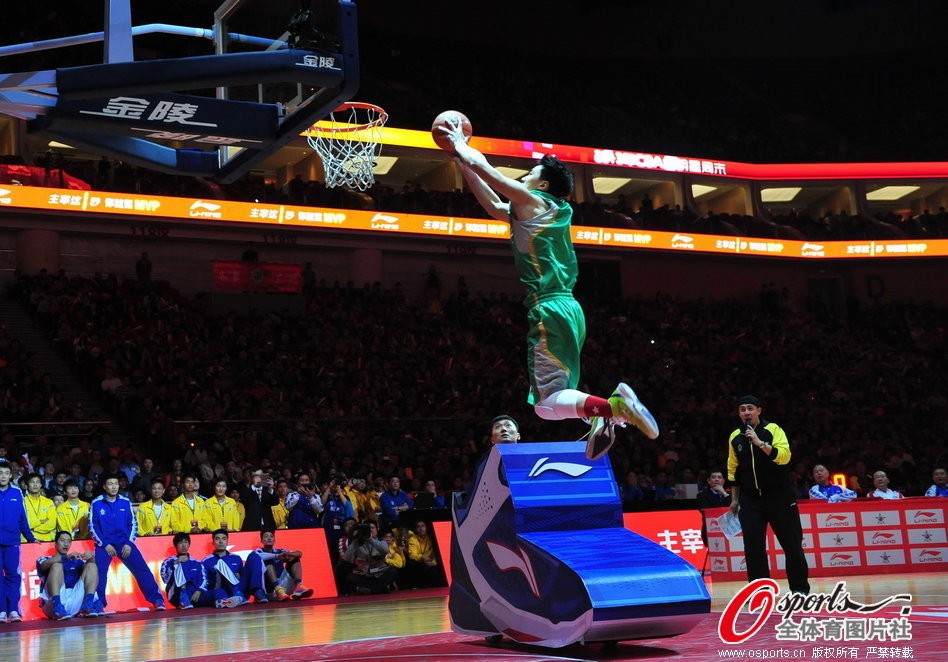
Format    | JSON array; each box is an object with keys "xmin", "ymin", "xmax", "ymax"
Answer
[
  {"xmin": 456, "ymin": 161, "xmax": 509, "ymax": 221},
  {"xmin": 438, "ymin": 123, "xmax": 539, "ymax": 211}
]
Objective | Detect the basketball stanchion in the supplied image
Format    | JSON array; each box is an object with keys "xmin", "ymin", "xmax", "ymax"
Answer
[{"xmin": 306, "ymin": 101, "xmax": 388, "ymax": 191}]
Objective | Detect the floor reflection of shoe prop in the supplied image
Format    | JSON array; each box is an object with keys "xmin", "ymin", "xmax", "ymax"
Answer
[{"xmin": 449, "ymin": 441, "xmax": 710, "ymax": 648}]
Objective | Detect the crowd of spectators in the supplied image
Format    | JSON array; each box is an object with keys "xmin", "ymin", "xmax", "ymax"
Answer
[{"xmin": 4, "ymin": 267, "xmax": 946, "ymax": 508}]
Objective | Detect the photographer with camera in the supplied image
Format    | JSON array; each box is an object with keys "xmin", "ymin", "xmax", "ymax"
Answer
[
  {"xmin": 285, "ymin": 471, "xmax": 323, "ymax": 530},
  {"xmin": 341, "ymin": 523, "xmax": 397, "ymax": 595},
  {"xmin": 239, "ymin": 468, "xmax": 278, "ymax": 532}
]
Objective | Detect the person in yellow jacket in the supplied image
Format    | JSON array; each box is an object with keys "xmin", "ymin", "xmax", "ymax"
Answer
[
  {"xmin": 382, "ymin": 530, "xmax": 405, "ymax": 569},
  {"xmin": 271, "ymin": 480, "xmax": 289, "ymax": 530},
  {"xmin": 137, "ymin": 478, "xmax": 173, "ymax": 536},
  {"xmin": 343, "ymin": 478, "xmax": 366, "ymax": 522},
  {"xmin": 56, "ymin": 480, "xmax": 90, "ymax": 539},
  {"xmin": 229, "ymin": 488, "xmax": 246, "ymax": 529},
  {"xmin": 170, "ymin": 474, "xmax": 212, "ymax": 534},
  {"xmin": 406, "ymin": 520, "xmax": 441, "ymax": 588},
  {"xmin": 205, "ymin": 479, "xmax": 242, "ymax": 532},
  {"xmin": 24, "ymin": 473, "xmax": 57, "ymax": 542}
]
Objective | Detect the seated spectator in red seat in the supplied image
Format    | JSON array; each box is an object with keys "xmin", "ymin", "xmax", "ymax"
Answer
[
  {"xmin": 869, "ymin": 471, "xmax": 902, "ymax": 500},
  {"xmin": 808, "ymin": 465, "xmax": 857, "ymax": 502},
  {"xmin": 925, "ymin": 468, "xmax": 948, "ymax": 497}
]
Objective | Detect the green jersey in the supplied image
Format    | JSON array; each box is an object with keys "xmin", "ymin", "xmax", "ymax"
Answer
[{"xmin": 510, "ymin": 191, "xmax": 578, "ymax": 307}]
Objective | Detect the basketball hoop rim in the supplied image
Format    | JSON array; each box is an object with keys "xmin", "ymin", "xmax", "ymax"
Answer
[{"xmin": 317, "ymin": 101, "xmax": 388, "ymax": 133}]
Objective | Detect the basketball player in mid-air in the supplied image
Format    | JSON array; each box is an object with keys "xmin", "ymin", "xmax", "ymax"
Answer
[{"xmin": 436, "ymin": 121, "xmax": 659, "ymax": 459}]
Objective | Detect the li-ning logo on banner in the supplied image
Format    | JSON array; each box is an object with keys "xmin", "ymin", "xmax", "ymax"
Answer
[
  {"xmin": 913, "ymin": 510, "xmax": 941, "ymax": 524},
  {"xmin": 190, "ymin": 200, "xmax": 222, "ymax": 218},
  {"xmin": 801, "ymin": 242, "xmax": 825, "ymax": 257},
  {"xmin": 671, "ymin": 234, "xmax": 695, "ymax": 249},
  {"xmin": 370, "ymin": 213, "xmax": 399, "ymax": 230}
]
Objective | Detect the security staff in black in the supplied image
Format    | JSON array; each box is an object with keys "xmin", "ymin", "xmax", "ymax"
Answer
[{"xmin": 726, "ymin": 395, "xmax": 809, "ymax": 594}]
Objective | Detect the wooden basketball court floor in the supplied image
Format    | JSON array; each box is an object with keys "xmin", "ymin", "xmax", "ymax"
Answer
[{"xmin": 4, "ymin": 572, "xmax": 946, "ymax": 662}]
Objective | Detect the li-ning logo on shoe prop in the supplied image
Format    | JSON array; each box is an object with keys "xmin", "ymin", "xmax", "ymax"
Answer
[
  {"xmin": 486, "ymin": 541, "xmax": 541, "ymax": 598},
  {"xmin": 527, "ymin": 457, "xmax": 591, "ymax": 479},
  {"xmin": 671, "ymin": 234, "xmax": 695, "ymax": 249},
  {"xmin": 189, "ymin": 200, "xmax": 222, "ymax": 218},
  {"xmin": 801, "ymin": 242, "xmax": 825, "ymax": 257}
]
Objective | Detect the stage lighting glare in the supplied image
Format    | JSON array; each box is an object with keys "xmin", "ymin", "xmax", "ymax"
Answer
[
  {"xmin": 865, "ymin": 185, "xmax": 920, "ymax": 201},
  {"xmin": 760, "ymin": 187, "xmax": 802, "ymax": 202}
]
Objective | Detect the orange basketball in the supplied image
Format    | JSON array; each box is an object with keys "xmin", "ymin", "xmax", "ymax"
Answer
[{"xmin": 431, "ymin": 110, "xmax": 473, "ymax": 153}]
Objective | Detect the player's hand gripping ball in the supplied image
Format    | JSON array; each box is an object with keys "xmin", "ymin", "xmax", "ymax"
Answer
[{"xmin": 431, "ymin": 110, "xmax": 473, "ymax": 154}]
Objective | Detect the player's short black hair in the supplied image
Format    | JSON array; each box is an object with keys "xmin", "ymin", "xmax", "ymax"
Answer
[
  {"xmin": 173, "ymin": 532, "xmax": 191, "ymax": 546},
  {"xmin": 151, "ymin": 477, "xmax": 166, "ymax": 487},
  {"xmin": 25, "ymin": 472, "xmax": 43, "ymax": 484},
  {"xmin": 0, "ymin": 461, "xmax": 10, "ymax": 471},
  {"xmin": 63, "ymin": 479, "xmax": 79, "ymax": 490},
  {"xmin": 212, "ymin": 528, "xmax": 229, "ymax": 538},
  {"xmin": 538, "ymin": 154, "xmax": 574, "ymax": 198},
  {"xmin": 183, "ymin": 472, "xmax": 200, "ymax": 482},
  {"xmin": 260, "ymin": 528, "xmax": 275, "ymax": 539},
  {"xmin": 490, "ymin": 414, "xmax": 519, "ymax": 431},
  {"xmin": 55, "ymin": 530, "xmax": 72, "ymax": 542}
]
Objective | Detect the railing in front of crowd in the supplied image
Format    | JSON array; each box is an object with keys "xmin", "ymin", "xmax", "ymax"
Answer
[{"xmin": 1, "ymin": 419, "xmax": 113, "ymax": 448}]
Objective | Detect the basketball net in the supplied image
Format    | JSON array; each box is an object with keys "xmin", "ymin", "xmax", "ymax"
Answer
[{"xmin": 306, "ymin": 102, "xmax": 388, "ymax": 191}]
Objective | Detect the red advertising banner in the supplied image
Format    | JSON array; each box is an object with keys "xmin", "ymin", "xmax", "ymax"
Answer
[
  {"xmin": 212, "ymin": 261, "xmax": 303, "ymax": 292},
  {"xmin": 704, "ymin": 497, "xmax": 947, "ymax": 581},
  {"xmin": 17, "ymin": 529, "xmax": 334, "ymax": 622}
]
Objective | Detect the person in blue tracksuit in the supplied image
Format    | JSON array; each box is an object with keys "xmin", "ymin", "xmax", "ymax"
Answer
[
  {"xmin": 0, "ymin": 461, "xmax": 37, "ymax": 622},
  {"xmin": 201, "ymin": 529, "xmax": 268, "ymax": 607},
  {"xmin": 89, "ymin": 473, "xmax": 165, "ymax": 611},
  {"xmin": 160, "ymin": 533, "xmax": 210, "ymax": 609},
  {"xmin": 808, "ymin": 465, "xmax": 858, "ymax": 502}
]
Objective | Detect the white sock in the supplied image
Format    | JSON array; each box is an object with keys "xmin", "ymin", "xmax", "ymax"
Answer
[{"xmin": 534, "ymin": 390, "xmax": 585, "ymax": 420}]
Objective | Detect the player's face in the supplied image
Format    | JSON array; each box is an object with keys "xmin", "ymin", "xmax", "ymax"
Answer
[
  {"xmin": 0, "ymin": 467, "xmax": 11, "ymax": 487},
  {"xmin": 103, "ymin": 478, "xmax": 119, "ymax": 497},
  {"xmin": 27, "ymin": 476, "xmax": 42, "ymax": 494},
  {"xmin": 175, "ymin": 539, "xmax": 191, "ymax": 555},
  {"xmin": 213, "ymin": 533, "xmax": 229, "ymax": 551},
  {"xmin": 813, "ymin": 466, "xmax": 829, "ymax": 484},
  {"xmin": 261, "ymin": 531, "xmax": 275, "ymax": 547},
  {"xmin": 873, "ymin": 472, "xmax": 888, "ymax": 489},
  {"xmin": 738, "ymin": 404, "xmax": 760, "ymax": 425},
  {"xmin": 414, "ymin": 522, "xmax": 427, "ymax": 536},
  {"xmin": 183, "ymin": 477, "xmax": 198, "ymax": 493},
  {"xmin": 215, "ymin": 481, "xmax": 227, "ymax": 496},
  {"xmin": 521, "ymin": 165, "xmax": 546, "ymax": 191},
  {"xmin": 389, "ymin": 477, "xmax": 400, "ymax": 492},
  {"xmin": 66, "ymin": 485, "xmax": 79, "ymax": 499},
  {"xmin": 491, "ymin": 418, "xmax": 520, "ymax": 444},
  {"xmin": 935, "ymin": 469, "xmax": 947, "ymax": 486},
  {"xmin": 151, "ymin": 482, "xmax": 165, "ymax": 500},
  {"xmin": 55, "ymin": 534, "xmax": 72, "ymax": 555},
  {"xmin": 708, "ymin": 472, "xmax": 724, "ymax": 487}
]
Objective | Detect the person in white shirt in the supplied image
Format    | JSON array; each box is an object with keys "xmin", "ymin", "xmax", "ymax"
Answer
[{"xmin": 869, "ymin": 470, "xmax": 902, "ymax": 500}]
